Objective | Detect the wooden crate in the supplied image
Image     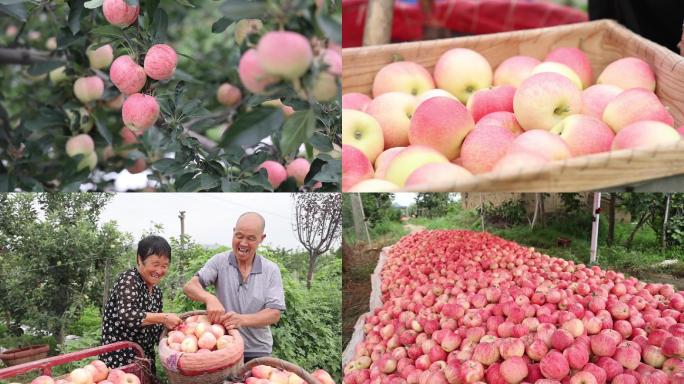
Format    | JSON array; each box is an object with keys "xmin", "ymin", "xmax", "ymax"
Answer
[{"xmin": 342, "ymin": 20, "xmax": 684, "ymax": 192}]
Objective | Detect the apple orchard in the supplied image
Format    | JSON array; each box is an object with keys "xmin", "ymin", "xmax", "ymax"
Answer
[
  {"xmin": 341, "ymin": 47, "xmax": 683, "ymax": 192},
  {"xmin": 0, "ymin": 0, "xmax": 341, "ymax": 192}
]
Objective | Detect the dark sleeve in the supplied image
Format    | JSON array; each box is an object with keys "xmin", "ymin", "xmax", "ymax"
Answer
[
  {"xmin": 114, "ymin": 272, "xmax": 146, "ymax": 329},
  {"xmin": 589, "ymin": 0, "xmax": 684, "ymax": 53},
  {"xmin": 151, "ymin": 289, "xmax": 164, "ymax": 341}
]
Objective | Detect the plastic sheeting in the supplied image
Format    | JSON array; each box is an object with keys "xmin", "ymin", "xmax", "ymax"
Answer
[
  {"xmin": 341, "ymin": 246, "xmax": 391, "ymax": 367},
  {"xmin": 342, "ymin": 0, "xmax": 588, "ymax": 48}
]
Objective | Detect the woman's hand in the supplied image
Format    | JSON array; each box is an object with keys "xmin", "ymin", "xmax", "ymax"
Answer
[
  {"xmin": 162, "ymin": 313, "xmax": 183, "ymax": 330},
  {"xmin": 205, "ymin": 296, "xmax": 226, "ymax": 323}
]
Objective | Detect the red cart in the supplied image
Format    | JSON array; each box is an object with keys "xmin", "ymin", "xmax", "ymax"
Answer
[{"xmin": 0, "ymin": 341, "xmax": 154, "ymax": 383}]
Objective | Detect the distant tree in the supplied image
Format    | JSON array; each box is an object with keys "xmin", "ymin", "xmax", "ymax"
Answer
[{"xmin": 292, "ymin": 193, "xmax": 341, "ymax": 289}]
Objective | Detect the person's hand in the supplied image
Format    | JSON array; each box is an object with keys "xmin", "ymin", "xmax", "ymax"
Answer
[
  {"xmin": 205, "ymin": 296, "xmax": 225, "ymax": 323},
  {"xmin": 162, "ymin": 313, "xmax": 183, "ymax": 330},
  {"xmin": 220, "ymin": 311, "xmax": 246, "ymax": 330}
]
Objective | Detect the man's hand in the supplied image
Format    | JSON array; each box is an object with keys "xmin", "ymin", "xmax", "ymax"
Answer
[
  {"xmin": 163, "ymin": 313, "xmax": 183, "ymax": 330},
  {"xmin": 205, "ymin": 296, "xmax": 226, "ymax": 323},
  {"xmin": 220, "ymin": 311, "xmax": 246, "ymax": 330}
]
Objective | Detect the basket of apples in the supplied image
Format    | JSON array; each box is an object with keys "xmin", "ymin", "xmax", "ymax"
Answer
[
  {"xmin": 223, "ymin": 357, "xmax": 335, "ymax": 384},
  {"xmin": 158, "ymin": 310, "xmax": 244, "ymax": 384}
]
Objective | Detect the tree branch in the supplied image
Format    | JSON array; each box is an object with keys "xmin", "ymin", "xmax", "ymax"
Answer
[{"xmin": 0, "ymin": 48, "xmax": 56, "ymax": 65}]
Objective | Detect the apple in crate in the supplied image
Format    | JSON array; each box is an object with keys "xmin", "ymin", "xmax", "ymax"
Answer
[
  {"xmin": 194, "ymin": 321, "xmax": 210, "ymax": 338},
  {"xmin": 30, "ymin": 376, "xmax": 54, "ymax": 384},
  {"xmin": 312, "ymin": 369, "xmax": 335, "ymax": 384},
  {"xmin": 252, "ymin": 365, "xmax": 274, "ymax": 379},
  {"xmin": 181, "ymin": 335, "xmax": 199, "ymax": 353},
  {"xmin": 119, "ymin": 373, "xmax": 141, "ymax": 384},
  {"xmin": 210, "ymin": 324, "xmax": 225, "ymax": 338},
  {"xmin": 198, "ymin": 331, "xmax": 217, "ymax": 350},
  {"xmin": 168, "ymin": 330, "xmax": 185, "ymax": 344},
  {"xmin": 217, "ymin": 334, "xmax": 236, "ymax": 349},
  {"xmin": 86, "ymin": 359, "xmax": 109, "ymax": 382},
  {"xmin": 270, "ymin": 371, "xmax": 290, "ymax": 384},
  {"xmin": 107, "ymin": 368, "xmax": 127, "ymax": 383},
  {"xmin": 69, "ymin": 367, "xmax": 95, "ymax": 384}
]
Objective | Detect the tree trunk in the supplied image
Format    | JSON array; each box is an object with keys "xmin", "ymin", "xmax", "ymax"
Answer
[
  {"xmin": 531, "ymin": 194, "xmax": 540, "ymax": 229},
  {"xmin": 607, "ymin": 193, "xmax": 616, "ymax": 246},
  {"xmin": 102, "ymin": 256, "xmax": 111, "ymax": 314},
  {"xmin": 662, "ymin": 193, "xmax": 671, "ymax": 250},
  {"xmin": 540, "ymin": 194, "xmax": 546, "ymax": 227},
  {"xmin": 363, "ymin": 0, "xmax": 394, "ymax": 46},
  {"xmin": 350, "ymin": 194, "xmax": 370, "ymax": 243},
  {"xmin": 626, "ymin": 212, "xmax": 652, "ymax": 249},
  {"xmin": 306, "ymin": 250, "xmax": 317, "ymax": 290}
]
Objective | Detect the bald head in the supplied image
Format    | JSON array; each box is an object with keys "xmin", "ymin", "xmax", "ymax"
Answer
[{"xmin": 235, "ymin": 212, "xmax": 266, "ymax": 233}]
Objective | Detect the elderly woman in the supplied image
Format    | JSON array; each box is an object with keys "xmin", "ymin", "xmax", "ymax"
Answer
[{"xmin": 100, "ymin": 235, "xmax": 182, "ymax": 372}]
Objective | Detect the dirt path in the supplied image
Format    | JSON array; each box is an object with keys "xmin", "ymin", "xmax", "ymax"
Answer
[{"xmin": 404, "ymin": 223, "xmax": 426, "ymax": 233}]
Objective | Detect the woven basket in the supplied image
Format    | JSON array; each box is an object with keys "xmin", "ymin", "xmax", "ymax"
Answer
[
  {"xmin": 0, "ymin": 345, "xmax": 49, "ymax": 367},
  {"xmin": 224, "ymin": 357, "xmax": 321, "ymax": 384},
  {"xmin": 159, "ymin": 310, "xmax": 243, "ymax": 384},
  {"xmin": 343, "ymin": 19, "xmax": 684, "ymax": 192}
]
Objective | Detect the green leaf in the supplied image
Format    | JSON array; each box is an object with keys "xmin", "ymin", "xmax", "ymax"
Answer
[
  {"xmin": 67, "ymin": 0, "xmax": 86, "ymax": 35},
  {"xmin": 83, "ymin": 0, "xmax": 103, "ymax": 9},
  {"xmin": 27, "ymin": 60, "xmax": 65, "ymax": 76},
  {"xmin": 312, "ymin": 158, "xmax": 340, "ymax": 183},
  {"xmin": 144, "ymin": 0, "xmax": 160, "ymax": 16},
  {"xmin": 0, "ymin": 174, "xmax": 9, "ymax": 192},
  {"xmin": 180, "ymin": 99, "xmax": 203, "ymax": 117},
  {"xmin": 220, "ymin": 107, "xmax": 284, "ymax": 148},
  {"xmin": 23, "ymin": 109, "xmax": 65, "ymax": 132},
  {"xmin": 279, "ymin": 109, "xmax": 315, "ymax": 156},
  {"xmin": 174, "ymin": 0, "xmax": 196, "ymax": 7},
  {"xmin": 151, "ymin": 158, "xmax": 177, "ymax": 172},
  {"xmin": 151, "ymin": 8, "xmax": 168, "ymax": 42},
  {"xmin": 90, "ymin": 25, "xmax": 126, "ymax": 39},
  {"xmin": 90, "ymin": 109, "xmax": 112, "ymax": 145},
  {"xmin": 243, "ymin": 169, "xmax": 273, "ymax": 191},
  {"xmin": 211, "ymin": 17, "xmax": 232, "ymax": 33},
  {"xmin": 221, "ymin": 180, "xmax": 241, "ymax": 192},
  {"xmin": 315, "ymin": 12, "xmax": 341, "ymax": 44},
  {"xmin": 0, "ymin": 4, "xmax": 27, "ymax": 21},
  {"xmin": 308, "ymin": 132, "xmax": 333, "ymax": 152},
  {"xmin": 219, "ymin": 0, "xmax": 267, "ymax": 19}
]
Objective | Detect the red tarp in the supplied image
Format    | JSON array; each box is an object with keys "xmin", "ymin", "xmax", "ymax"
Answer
[{"xmin": 342, "ymin": 0, "xmax": 588, "ymax": 48}]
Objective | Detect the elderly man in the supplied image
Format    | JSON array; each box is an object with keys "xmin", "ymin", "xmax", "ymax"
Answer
[{"xmin": 183, "ymin": 212, "xmax": 286, "ymax": 362}]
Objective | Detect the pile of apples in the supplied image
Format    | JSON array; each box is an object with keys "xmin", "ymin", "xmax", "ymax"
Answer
[
  {"xmin": 341, "ymin": 47, "xmax": 684, "ymax": 192},
  {"xmin": 164, "ymin": 314, "xmax": 237, "ymax": 353},
  {"xmin": 343, "ymin": 230, "xmax": 684, "ymax": 384},
  {"xmin": 26, "ymin": 360, "xmax": 139, "ymax": 384},
  {"xmin": 243, "ymin": 364, "xmax": 335, "ymax": 384}
]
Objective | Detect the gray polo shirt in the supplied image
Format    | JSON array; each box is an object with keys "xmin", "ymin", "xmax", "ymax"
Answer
[{"xmin": 196, "ymin": 251, "xmax": 286, "ymax": 357}]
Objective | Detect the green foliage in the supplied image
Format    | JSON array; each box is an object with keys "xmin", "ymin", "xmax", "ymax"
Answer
[
  {"xmin": 478, "ymin": 198, "xmax": 527, "ymax": 227},
  {"xmin": 560, "ymin": 193, "xmax": 584, "ymax": 214},
  {"xmin": 0, "ymin": 193, "xmax": 131, "ymax": 347},
  {"xmin": 272, "ymin": 257, "xmax": 342, "ymax": 384},
  {"xmin": 415, "ymin": 193, "xmax": 451, "ymax": 218}
]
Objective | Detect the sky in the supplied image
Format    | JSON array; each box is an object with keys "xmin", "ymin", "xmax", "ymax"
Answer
[
  {"xmin": 99, "ymin": 193, "xmax": 310, "ymax": 250},
  {"xmin": 393, "ymin": 193, "xmax": 417, "ymax": 207}
]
